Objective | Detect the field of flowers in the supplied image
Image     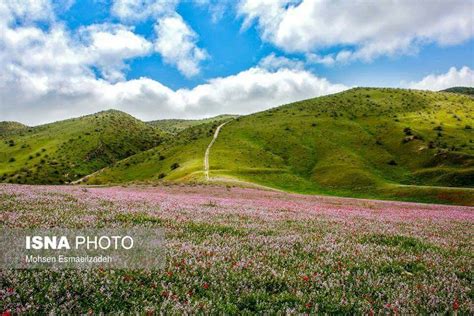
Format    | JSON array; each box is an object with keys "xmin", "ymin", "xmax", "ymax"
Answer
[{"xmin": 1, "ymin": 183, "xmax": 473, "ymax": 314}]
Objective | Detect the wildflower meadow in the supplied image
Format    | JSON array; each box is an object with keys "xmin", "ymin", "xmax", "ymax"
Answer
[{"xmin": 0, "ymin": 184, "xmax": 473, "ymax": 314}]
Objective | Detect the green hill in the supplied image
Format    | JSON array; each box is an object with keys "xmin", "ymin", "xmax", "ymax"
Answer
[
  {"xmin": 86, "ymin": 119, "xmax": 226, "ymax": 184},
  {"xmin": 148, "ymin": 114, "xmax": 238, "ymax": 134},
  {"xmin": 89, "ymin": 88, "xmax": 474, "ymax": 205},
  {"xmin": 0, "ymin": 121, "xmax": 28, "ymax": 134},
  {"xmin": 441, "ymin": 87, "xmax": 474, "ymax": 96},
  {"xmin": 0, "ymin": 110, "xmax": 165, "ymax": 184}
]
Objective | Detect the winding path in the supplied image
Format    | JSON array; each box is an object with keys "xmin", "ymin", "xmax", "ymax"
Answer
[{"xmin": 204, "ymin": 121, "xmax": 230, "ymax": 181}]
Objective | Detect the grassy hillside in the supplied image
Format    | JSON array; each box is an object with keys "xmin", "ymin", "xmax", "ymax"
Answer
[
  {"xmin": 0, "ymin": 110, "xmax": 165, "ymax": 184},
  {"xmin": 90, "ymin": 88, "xmax": 474, "ymax": 205},
  {"xmin": 0, "ymin": 121, "xmax": 28, "ymax": 134},
  {"xmin": 148, "ymin": 114, "xmax": 238, "ymax": 134},
  {"xmin": 87, "ymin": 120, "xmax": 227, "ymax": 184},
  {"xmin": 441, "ymin": 87, "xmax": 474, "ymax": 96}
]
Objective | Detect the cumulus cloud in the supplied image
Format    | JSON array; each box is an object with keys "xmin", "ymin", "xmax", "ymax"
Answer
[
  {"xmin": 238, "ymin": 0, "xmax": 474, "ymax": 63},
  {"xmin": 305, "ymin": 53, "xmax": 337, "ymax": 66},
  {"xmin": 259, "ymin": 53, "xmax": 304, "ymax": 71},
  {"xmin": 178, "ymin": 67, "xmax": 348, "ymax": 116},
  {"xmin": 111, "ymin": 1, "xmax": 208, "ymax": 76},
  {"xmin": 154, "ymin": 14, "xmax": 208, "ymax": 77},
  {"xmin": 79, "ymin": 24, "xmax": 153, "ymax": 81},
  {"xmin": 1, "ymin": 63, "xmax": 348, "ymax": 125},
  {"xmin": 0, "ymin": 19, "xmax": 153, "ymax": 85},
  {"xmin": 111, "ymin": 0, "xmax": 178, "ymax": 21},
  {"xmin": 0, "ymin": 0, "xmax": 54, "ymax": 24},
  {"xmin": 407, "ymin": 66, "xmax": 474, "ymax": 91}
]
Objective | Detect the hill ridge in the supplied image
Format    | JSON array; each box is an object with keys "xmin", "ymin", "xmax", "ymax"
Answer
[{"xmin": 0, "ymin": 110, "xmax": 165, "ymax": 184}]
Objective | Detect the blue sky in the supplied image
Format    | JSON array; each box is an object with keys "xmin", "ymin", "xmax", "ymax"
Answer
[
  {"xmin": 1, "ymin": 0, "xmax": 473, "ymax": 124},
  {"xmin": 60, "ymin": 0, "xmax": 278, "ymax": 89},
  {"xmin": 59, "ymin": 0, "xmax": 473, "ymax": 89}
]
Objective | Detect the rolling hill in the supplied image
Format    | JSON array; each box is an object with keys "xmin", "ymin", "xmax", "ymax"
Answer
[
  {"xmin": 0, "ymin": 110, "xmax": 165, "ymax": 184},
  {"xmin": 441, "ymin": 87, "xmax": 474, "ymax": 96},
  {"xmin": 148, "ymin": 114, "xmax": 238, "ymax": 134},
  {"xmin": 0, "ymin": 121, "xmax": 28, "ymax": 135},
  {"xmin": 83, "ymin": 119, "xmax": 226, "ymax": 184},
  {"xmin": 88, "ymin": 88, "xmax": 474, "ymax": 205}
]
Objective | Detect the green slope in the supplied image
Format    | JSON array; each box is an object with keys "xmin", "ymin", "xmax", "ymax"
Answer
[
  {"xmin": 148, "ymin": 114, "xmax": 238, "ymax": 134},
  {"xmin": 0, "ymin": 121, "xmax": 28, "ymax": 135},
  {"xmin": 87, "ymin": 120, "xmax": 224, "ymax": 184},
  {"xmin": 0, "ymin": 110, "xmax": 165, "ymax": 184},
  {"xmin": 90, "ymin": 88, "xmax": 474, "ymax": 205},
  {"xmin": 441, "ymin": 87, "xmax": 474, "ymax": 96}
]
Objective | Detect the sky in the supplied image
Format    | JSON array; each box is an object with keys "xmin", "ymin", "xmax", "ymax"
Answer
[{"xmin": 0, "ymin": 0, "xmax": 473, "ymax": 125}]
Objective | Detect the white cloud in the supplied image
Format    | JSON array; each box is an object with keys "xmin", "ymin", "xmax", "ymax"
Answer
[
  {"xmin": 194, "ymin": 0, "xmax": 233, "ymax": 23},
  {"xmin": 111, "ymin": 0, "xmax": 210, "ymax": 77},
  {"xmin": 407, "ymin": 66, "xmax": 474, "ymax": 91},
  {"xmin": 0, "ymin": 20, "xmax": 153, "ymax": 84},
  {"xmin": 1, "ymin": 60, "xmax": 348, "ymax": 125},
  {"xmin": 111, "ymin": 0, "xmax": 178, "ymax": 21},
  {"xmin": 111, "ymin": 1, "xmax": 209, "ymax": 76},
  {"xmin": 238, "ymin": 0, "xmax": 474, "ymax": 63},
  {"xmin": 0, "ymin": 1, "xmax": 155, "ymax": 105},
  {"xmin": 179, "ymin": 67, "xmax": 348, "ymax": 116},
  {"xmin": 0, "ymin": 0, "xmax": 54, "ymax": 24},
  {"xmin": 305, "ymin": 53, "xmax": 336, "ymax": 66},
  {"xmin": 79, "ymin": 24, "xmax": 153, "ymax": 81},
  {"xmin": 259, "ymin": 53, "xmax": 304, "ymax": 71},
  {"xmin": 154, "ymin": 14, "xmax": 208, "ymax": 77}
]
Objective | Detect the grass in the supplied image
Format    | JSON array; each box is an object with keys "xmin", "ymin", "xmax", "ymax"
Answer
[
  {"xmin": 0, "ymin": 110, "xmax": 165, "ymax": 184},
  {"xmin": 0, "ymin": 121, "xmax": 28, "ymax": 134},
  {"xmin": 87, "ymin": 119, "xmax": 227, "ymax": 184},
  {"xmin": 148, "ymin": 114, "xmax": 238, "ymax": 134},
  {"xmin": 212, "ymin": 88, "xmax": 473, "ymax": 189},
  {"xmin": 361, "ymin": 234, "xmax": 435, "ymax": 252},
  {"xmin": 91, "ymin": 88, "xmax": 474, "ymax": 205}
]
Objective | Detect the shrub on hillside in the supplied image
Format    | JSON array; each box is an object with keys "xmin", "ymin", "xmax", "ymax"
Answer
[
  {"xmin": 403, "ymin": 127, "xmax": 413, "ymax": 136},
  {"xmin": 170, "ymin": 162, "xmax": 180, "ymax": 170}
]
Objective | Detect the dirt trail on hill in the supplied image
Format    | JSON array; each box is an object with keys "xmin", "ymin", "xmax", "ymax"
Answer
[
  {"xmin": 204, "ymin": 121, "xmax": 230, "ymax": 180},
  {"xmin": 70, "ymin": 167, "xmax": 105, "ymax": 184}
]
